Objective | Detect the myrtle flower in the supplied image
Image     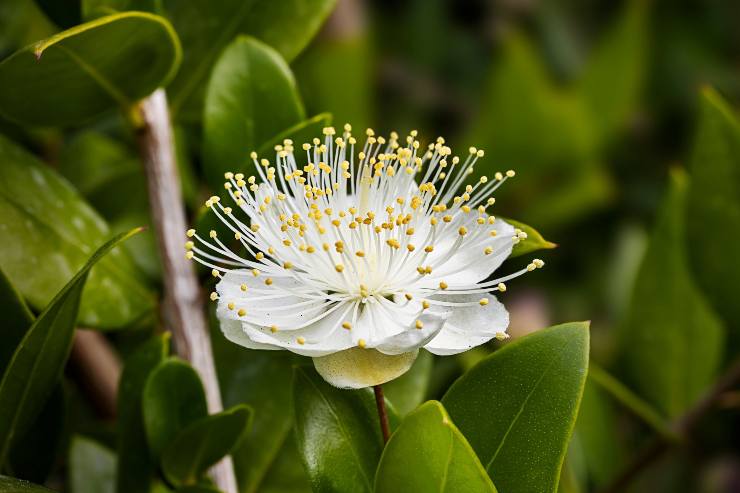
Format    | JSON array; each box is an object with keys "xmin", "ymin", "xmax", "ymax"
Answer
[{"xmin": 186, "ymin": 126, "xmax": 543, "ymax": 388}]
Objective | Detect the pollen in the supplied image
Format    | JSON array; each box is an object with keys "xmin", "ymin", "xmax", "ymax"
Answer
[
  {"xmin": 415, "ymin": 320, "xmax": 424, "ymax": 329},
  {"xmin": 237, "ymin": 308, "xmax": 246, "ymax": 317},
  {"xmin": 479, "ymin": 298, "xmax": 489, "ymax": 306}
]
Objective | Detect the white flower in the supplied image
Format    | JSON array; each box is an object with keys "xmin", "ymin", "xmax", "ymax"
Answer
[{"xmin": 186, "ymin": 126, "xmax": 544, "ymax": 388}]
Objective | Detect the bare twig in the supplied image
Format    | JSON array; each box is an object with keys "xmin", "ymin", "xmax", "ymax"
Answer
[
  {"xmin": 600, "ymin": 356, "xmax": 740, "ymax": 493},
  {"xmin": 134, "ymin": 89, "xmax": 237, "ymax": 493},
  {"xmin": 69, "ymin": 330, "xmax": 121, "ymax": 419},
  {"xmin": 373, "ymin": 385, "xmax": 391, "ymax": 444}
]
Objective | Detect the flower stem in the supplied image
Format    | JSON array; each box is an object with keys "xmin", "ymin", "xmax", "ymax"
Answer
[{"xmin": 373, "ymin": 384, "xmax": 391, "ymax": 444}]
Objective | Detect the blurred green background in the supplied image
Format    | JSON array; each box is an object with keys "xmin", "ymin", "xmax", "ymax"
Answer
[{"xmin": 0, "ymin": 0, "xmax": 739, "ymax": 492}]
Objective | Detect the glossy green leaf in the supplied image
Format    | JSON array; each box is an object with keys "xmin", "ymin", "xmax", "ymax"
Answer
[
  {"xmin": 375, "ymin": 401, "xmax": 497, "ymax": 493},
  {"xmin": 211, "ymin": 307, "xmax": 301, "ymax": 493},
  {"xmin": 162, "ymin": 405, "xmax": 252, "ymax": 486},
  {"xmin": 0, "ymin": 134, "xmax": 155, "ymax": 329},
  {"xmin": 0, "ymin": 12, "xmax": 181, "ymax": 126},
  {"xmin": 202, "ymin": 36, "xmax": 305, "ymax": 189},
  {"xmin": 256, "ymin": 113, "xmax": 333, "ymax": 164},
  {"xmin": 143, "ymin": 358, "xmax": 208, "ymax": 460},
  {"xmin": 622, "ymin": 170, "xmax": 724, "ymax": 418},
  {"xmin": 116, "ymin": 333, "xmax": 170, "ymax": 493},
  {"xmin": 69, "ymin": 436, "xmax": 116, "ymax": 493},
  {"xmin": 506, "ymin": 218, "xmax": 557, "ymax": 258},
  {"xmin": 58, "ymin": 132, "xmax": 160, "ymax": 280},
  {"xmin": 0, "ymin": 476, "xmax": 52, "ymax": 492},
  {"xmin": 578, "ymin": 0, "xmax": 648, "ymax": 144},
  {"xmin": 442, "ymin": 322, "xmax": 590, "ymax": 493},
  {"xmin": 292, "ymin": 367, "xmax": 383, "ymax": 493},
  {"xmin": 0, "ymin": 267, "xmax": 33, "ymax": 373},
  {"xmin": 162, "ymin": 0, "xmax": 336, "ymax": 120},
  {"xmin": 687, "ymin": 87, "xmax": 740, "ymax": 349},
  {"xmin": 383, "ymin": 350, "xmax": 433, "ymax": 415},
  {"xmin": 0, "ymin": 228, "xmax": 142, "ymax": 466}
]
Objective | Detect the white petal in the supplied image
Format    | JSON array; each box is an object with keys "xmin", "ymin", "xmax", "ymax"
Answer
[
  {"xmin": 424, "ymin": 294, "xmax": 509, "ymax": 355},
  {"xmin": 313, "ymin": 348, "xmax": 419, "ymax": 389},
  {"xmin": 427, "ymin": 218, "xmax": 515, "ymax": 285},
  {"xmin": 218, "ymin": 317, "xmax": 282, "ymax": 351},
  {"xmin": 244, "ymin": 301, "xmax": 355, "ymax": 357},
  {"xmin": 373, "ymin": 310, "xmax": 449, "ymax": 355},
  {"xmin": 216, "ymin": 270, "xmax": 326, "ymax": 328}
]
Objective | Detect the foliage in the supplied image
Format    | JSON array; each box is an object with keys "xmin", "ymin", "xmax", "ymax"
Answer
[{"xmin": 0, "ymin": 0, "xmax": 738, "ymax": 492}]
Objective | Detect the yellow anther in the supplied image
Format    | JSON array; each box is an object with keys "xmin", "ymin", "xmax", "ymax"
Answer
[
  {"xmin": 407, "ymin": 244, "xmax": 415, "ymax": 252},
  {"xmin": 284, "ymin": 262, "xmax": 293, "ymax": 269},
  {"xmin": 506, "ymin": 170, "xmax": 516, "ymax": 177},
  {"xmin": 439, "ymin": 281, "xmax": 448, "ymax": 290},
  {"xmin": 212, "ymin": 269, "xmax": 220, "ymax": 278},
  {"xmin": 265, "ymin": 278, "xmax": 274, "ymax": 285},
  {"xmin": 342, "ymin": 322, "xmax": 352, "ymax": 330},
  {"xmin": 422, "ymin": 300, "xmax": 430, "ymax": 310},
  {"xmin": 186, "ymin": 229, "xmax": 195, "ymax": 237},
  {"xmin": 415, "ymin": 320, "xmax": 424, "ymax": 329},
  {"xmin": 185, "ymin": 251, "xmax": 194, "ymax": 260},
  {"xmin": 227, "ymin": 302, "xmax": 235, "ymax": 310},
  {"xmin": 479, "ymin": 298, "xmax": 489, "ymax": 306},
  {"xmin": 443, "ymin": 215, "xmax": 452, "ymax": 223},
  {"xmin": 405, "ymin": 293, "xmax": 413, "ymax": 301},
  {"xmin": 424, "ymin": 246, "xmax": 434, "ymax": 253},
  {"xmin": 335, "ymin": 264, "xmax": 344, "ymax": 273},
  {"xmin": 495, "ymin": 332, "xmax": 510, "ymax": 341},
  {"xmin": 498, "ymin": 283, "xmax": 507, "ymax": 292},
  {"xmin": 209, "ymin": 292, "xmax": 218, "ymax": 301},
  {"xmin": 484, "ymin": 246, "xmax": 493, "ymax": 255},
  {"xmin": 458, "ymin": 227, "xmax": 468, "ymax": 236},
  {"xmin": 255, "ymin": 252, "xmax": 264, "ymax": 260},
  {"xmin": 240, "ymin": 284, "xmax": 247, "ymax": 292},
  {"xmin": 356, "ymin": 251, "xmax": 365, "ymax": 257},
  {"xmin": 237, "ymin": 308, "xmax": 246, "ymax": 317},
  {"xmin": 297, "ymin": 337, "xmax": 306, "ymax": 345},
  {"xmin": 358, "ymin": 339, "xmax": 367, "ymax": 348},
  {"xmin": 209, "ymin": 230, "xmax": 217, "ymax": 238}
]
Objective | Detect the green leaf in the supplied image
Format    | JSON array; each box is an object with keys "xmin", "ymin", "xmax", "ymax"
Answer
[
  {"xmin": 6, "ymin": 384, "xmax": 66, "ymax": 484},
  {"xmin": 292, "ymin": 367, "xmax": 383, "ymax": 493},
  {"xmin": 0, "ymin": 267, "xmax": 33, "ymax": 373},
  {"xmin": 588, "ymin": 365, "xmax": 675, "ymax": 440},
  {"xmin": 161, "ymin": 405, "xmax": 252, "ymax": 487},
  {"xmin": 211, "ymin": 307, "xmax": 300, "ymax": 493},
  {"xmin": 0, "ymin": 476, "xmax": 53, "ymax": 492},
  {"xmin": 257, "ymin": 434, "xmax": 311, "ymax": 493},
  {"xmin": 571, "ymin": 379, "xmax": 625, "ymax": 488},
  {"xmin": 0, "ymin": 228, "xmax": 143, "ymax": 466},
  {"xmin": 466, "ymin": 35, "xmax": 605, "ymax": 228},
  {"xmin": 162, "ymin": 0, "xmax": 336, "ymax": 120},
  {"xmin": 295, "ymin": 36, "xmax": 373, "ymax": 132},
  {"xmin": 143, "ymin": 358, "xmax": 208, "ymax": 460},
  {"xmin": 383, "ymin": 350, "xmax": 433, "ymax": 415},
  {"xmin": 506, "ymin": 218, "xmax": 557, "ymax": 258},
  {"xmin": 686, "ymin": 87, "xmax": 740, "ymax": 349},
  {"xmin": 0, "ymin": 134, "xmax": 155, "ymax": 329},
  {"xmin": 202, "ymin": 36, "xmax": 305, "ymax": 189},
  {"xmin": 69, "ymin": 436, "xmax": 116, "ymax": 493},
  {"xmin": 578, "ymin": 0, "xmax": 649, "ymax": 145},
  {"xmin": 375, "ymin": 401, "xmax": 497, "ymax": 493},
  {"xmin": 116, "ymin": 333, "xmax": 170, "ymax": 493},
  {"xmin": 621, "ymin": 169, "xmax": 724, "ymax": 418},
  {"xmin": 58, "ymin": 132, "xmax": 161, "ymax": 280},
  {"xmin": 0, "ymin": 12, "xmax": 181, "ymax": 126},
  {"xmin": 442, "ymin": 322, "xmax": 590, "ymax": 493},
  {"xmin": 256, "ymin": 113, "xmax": 333, "ymax": 163}
]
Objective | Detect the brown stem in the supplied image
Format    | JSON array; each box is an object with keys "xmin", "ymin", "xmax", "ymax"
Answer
[
  {"xmin": 68, "ymin": 330, "xmax": 122, "ymax": 419},
  {"xmin": 373, "ymin": 385, "xmax": 391, "ymax": 444},
  {"xmin": 599, "ymin": 356, "xmax": 740, "ymax": 493},
  {"xmin": 134, "ymin": 89, "xmax": 237, "ymax": 493}
]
